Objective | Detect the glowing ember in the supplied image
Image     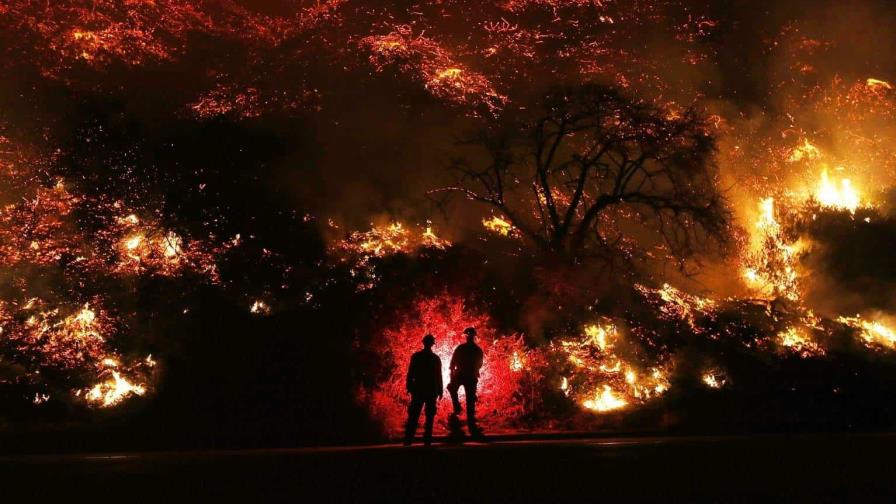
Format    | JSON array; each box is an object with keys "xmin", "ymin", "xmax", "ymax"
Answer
[{"xmin": 361, "ymin": 27, "xmax": 507, "ymax": 115}]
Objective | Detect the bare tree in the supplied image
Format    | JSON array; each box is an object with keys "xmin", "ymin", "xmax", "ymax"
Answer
[{"xmin": 434, "ymin": 84, "xmax": 731, "ymax": 273}]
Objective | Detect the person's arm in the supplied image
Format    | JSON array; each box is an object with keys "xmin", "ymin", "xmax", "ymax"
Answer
[
  {"xmin": 406, "ymin": 355, "xmax": 415, "ymax": 393},
  {"xmin": 449, "ymin": 347, "xmax": 458, "ymax": 373},
  {"xmin": 436, "ymin": 357, "xmax": 443, "ymax": 398}
]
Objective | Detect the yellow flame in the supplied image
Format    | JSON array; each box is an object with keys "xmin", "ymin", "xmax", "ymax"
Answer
[
  {"xmin": 583, "ymin": 323, "xmax": 616, "ymax": 351},
  {"xmin": 437, "ymin": 68, "xmax": 463, "ymax": 79},
  {"xmin": 249, "ymin": 300, "xmax": 270, "ymax": 315},
  {"xmin": 345, "ymin": 222, "xmax": 440, "ymax": 257},
  {"xmin": 420, "ymin": 224, "xmax": 450, "ymax": 249},
  {"xmin": 702, "ymin": 372, "xmax": 724, "ymax": 389},
  {"xmin": 482, "ymin": 215, "xmax": 518, "ymax": 237},
  {"xmin": 125, "ymin": 234, "xmax": 143, "ymax": 251},
  {"xmin": 422, "ymin": 226, "xmax": 439, "ymax": 242},
  {"xmin": 788, "ymin": 139, "xmax": 821, "ymax": 162},
  {"xmin": 378, "ymin": 40, "xmax": 403, "ymax": 50},
  {"xmin": 778, "ymin": 326, "xmax": 825, "ymax": 357},
  {"xmin": 582, "ymin": 385, "xmax": 628, "ymax": 412},
  {"xmin": 510, "ymin": 351, "xmax": 524, "ymax": 372},
  {"xmin": 742, "ymin": 198, "xmax": 802, "ymax": 300},
  {"xmin": 757, "ymin": 197, "xmax": 777, "ymax": 229},
  {"xmin": 815, "ymin": 169, "xmax": 862, "ymax": 212},
  {"xmin": 85, "ymin": 371, "xmax": 146, "ymax": 407},
  {"xmin": 839, "ymin": 316, "xmax": 896, "ymax": 349},
  {"xmin": 162, "ymin": 232, "xmax": 182, "ymax": 258},
  {"xmin": 72, "ymin": 305, "xmax": 96, "ymax": 327},
  {"xmin": 71, "ymin": 29, "xmax": 95, "ymax": 41},
  {"xmin": 866, "ymin": 78, "xmax": 893, "ymax": 90},
  {"xmin": 559, "ymin": 321, "xmax": 669, "ymax": 412}
]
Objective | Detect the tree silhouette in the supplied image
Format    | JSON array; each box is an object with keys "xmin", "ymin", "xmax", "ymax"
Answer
[{"xmin": 437, "ymin": 85, "xmax": 731, "ymax": 273}]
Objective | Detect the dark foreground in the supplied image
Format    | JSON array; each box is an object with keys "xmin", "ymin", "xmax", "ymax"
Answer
[{"xmin": 2, "ymin": 433, "xmax": 895, "ymax": 501}]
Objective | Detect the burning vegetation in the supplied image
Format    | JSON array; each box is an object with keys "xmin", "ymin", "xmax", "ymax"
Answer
[
  {"xmin": 332, "ymin": 222, "xmax": 450, "ymax": 290},
  {"xmin": 5, "ymin": 0, "xmax": 896, "ymax": 447},
  {"xmin": 0, "ymin": 119, "xmax": 225, "ymax": 412},
  {"xmin": 555, "ymin": 321, "xmax": 670, "ymax": 413},
  {"xmin": 362, "ymin": 294, "xmax": 539, "ymax": 435}
]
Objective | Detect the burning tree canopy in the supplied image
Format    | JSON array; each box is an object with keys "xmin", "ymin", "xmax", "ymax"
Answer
[{"xmin": 439, "ymin": 85, "xmax": 730, "ymax": 273}]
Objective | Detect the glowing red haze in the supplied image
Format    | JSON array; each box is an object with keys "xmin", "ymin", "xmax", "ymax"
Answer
[{"xmin": 363, "ymin": 294, "xmax": 537, "ymax": 436}]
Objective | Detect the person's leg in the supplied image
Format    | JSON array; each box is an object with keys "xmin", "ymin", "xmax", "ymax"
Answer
[
  {"xmin": 404, "ymin": 396, "xmax": 424, "ymax": 444},
  {"xmin": 423, "ymin": 396, "xmax": 437, "ymax": 445},
  {"xmin": 466, "ymin": 380, "xmax": 480, "ymax": 435},
  {"xmin": 447, "ymin": 380, "xmax": 461, "ymax": 414}
]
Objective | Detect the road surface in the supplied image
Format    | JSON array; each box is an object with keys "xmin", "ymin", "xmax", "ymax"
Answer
[{"xmin": 1, "ymin": 433, "xmax": 895, "ymax": 501}]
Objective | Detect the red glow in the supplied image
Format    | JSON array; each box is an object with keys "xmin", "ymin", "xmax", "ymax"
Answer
[{"xmin": 364, "ymin": 294, "xmax": 533, "ymax": 436}]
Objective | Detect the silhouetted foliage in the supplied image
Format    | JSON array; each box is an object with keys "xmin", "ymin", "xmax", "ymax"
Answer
[{"xmin": 439, "ymin": 85, "xmax": 731, "ymax": 274}]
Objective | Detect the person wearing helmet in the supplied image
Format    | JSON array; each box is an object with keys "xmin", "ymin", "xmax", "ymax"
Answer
[
  {"xmin": 447, "ymin": 327, "xmax": 484, "ymax": 438},
  {"xmin": 404, "ymin": 333, "xmax": 443, "ymax": 446}
]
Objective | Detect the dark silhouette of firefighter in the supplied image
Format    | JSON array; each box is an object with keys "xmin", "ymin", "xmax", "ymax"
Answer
[
  {"xmin": 447, "ymin": 327, "xmax": 484, "ymax": 437},
  {"xmin": 404, "ymin": 334, "xmax": 443, "ymax": 446}
]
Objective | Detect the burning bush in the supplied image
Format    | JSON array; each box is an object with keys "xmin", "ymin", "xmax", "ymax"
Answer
[
  {"xmin": 362, "ymin": 294, "xmax": 541, "ymax": 436},
  {"xmin": 553, "ymin": 320, "xmax": 671, "ymax": 414}
]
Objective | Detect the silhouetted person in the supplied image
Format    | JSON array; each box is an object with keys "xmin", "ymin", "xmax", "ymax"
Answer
[
  {"xmin": 404, "ymin": 334, "xmax": 443, "ymax": 446},
  {"xmin": 447, "ymin": 327, "xmax": 484, "ymax": 437}
]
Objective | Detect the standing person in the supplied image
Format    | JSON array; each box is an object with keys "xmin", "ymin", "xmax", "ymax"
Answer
[
  {"xmin": 404, "ymin": 334, "xmax": 443, "ymax": 446},
  {"xmin": 447, "ymin": 327, "xmax": 484, "ymax": 438}
]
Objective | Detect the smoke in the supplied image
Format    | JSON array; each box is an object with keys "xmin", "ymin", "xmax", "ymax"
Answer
[{"xmin": 800, "ymin": 208, "xmax": 896, "ymax": 315}]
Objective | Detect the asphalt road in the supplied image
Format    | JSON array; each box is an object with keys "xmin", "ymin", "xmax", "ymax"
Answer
[{"xmin": 2, "ymin": 433, "xmax": 895, "ymax": 502}]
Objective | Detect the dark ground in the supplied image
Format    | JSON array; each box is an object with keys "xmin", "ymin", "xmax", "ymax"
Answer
[{"xmin": 2, "ymin": 433, "xmax": 896, "ymax": 502}]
